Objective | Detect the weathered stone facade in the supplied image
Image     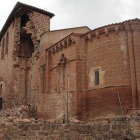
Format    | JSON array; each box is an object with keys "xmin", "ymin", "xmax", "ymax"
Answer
[{"xmin": 0, "ymin": 2, "xmax": 140, "ymax": 121}]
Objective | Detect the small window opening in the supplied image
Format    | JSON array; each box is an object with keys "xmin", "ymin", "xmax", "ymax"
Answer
[
  {"xmin": 37, "ymin": 41, "xmax": 40, "ymax": 53},
  {"xmin": 95, "ymin": 70, "xmax": 99, "ymax": 85},
  {"xmin": 0, "ymin": 84, "xmax": 2, "ymax": 95},
  {"xmin": 21, "ymin": 14, "xmax": 30, "ymax": 29},
  {"xmin": 0, "ymin": 98, "xmax": 2, "ymax": 110}
]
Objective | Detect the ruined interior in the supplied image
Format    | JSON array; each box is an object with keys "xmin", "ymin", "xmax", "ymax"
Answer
[
  {"xmin": 19, "ymin": 32, "xmax": 34, "ymax": 58},
  {"xmin": 19, "ymin": 14, "xmax": 34, "ymax": 58}
]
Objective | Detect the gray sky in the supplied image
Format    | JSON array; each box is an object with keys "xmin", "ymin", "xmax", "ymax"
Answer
[{"xmin": 0, "ymin": 0, "xmax": 140, "ymax": 31}]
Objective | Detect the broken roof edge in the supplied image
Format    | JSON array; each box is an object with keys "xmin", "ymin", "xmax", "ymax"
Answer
[
  {"xmin": 0, "ymin": 2, "xmax": 55, "ymax": 41},
  {"xmin": 41, "ymin": 26, "xmax": 91, "ymax": 37},
  {"xmin": 46, "ymin": 32, "xmax": 81, "ymax": 51},
  {"xmin": 81, "ymin": 18, "xmax": 140, "ymax": 37}
]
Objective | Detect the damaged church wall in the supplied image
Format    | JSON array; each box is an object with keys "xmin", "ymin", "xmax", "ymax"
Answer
[
  {"xmin": 11, "ymin": 11, "xmax": 51, "ymax": 108},
  {"xmin": 0, "ymin": 8, "xmax": 52, "ymax": 110},
  {"xmin": 13, "ymin": 11, "xmax": 90, "ymax": 117},
  {"xmin": 25, "ymin": 11, "xmax": 51, "ymax": 46},
  {"xmin": 0, "ymin": 2, "xmax": 140, "ymax": 122},
  {"xmin": 25, "ymin": 12, "xmax": 51, "ymax": 107}
]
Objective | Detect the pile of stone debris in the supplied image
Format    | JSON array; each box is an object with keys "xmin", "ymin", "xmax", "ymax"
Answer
[
  {"xmin": 1, "ymin": 106, "xmax": 132, "ymax": 125},
  {"xmin": 0, "ymin": 105, "xmax": 32, "ymax": 124},
  {"xmin": 0, "ymin": 106, "xmax": 84, "ymax": 124}
]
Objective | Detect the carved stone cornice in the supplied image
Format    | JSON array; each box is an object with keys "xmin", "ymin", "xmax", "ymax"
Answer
[
  {"xmin": 123, "ymin": 22, "xmax": 131, "ymax": 32},
  {"xmin": 105, "ymin": 27, "xmax": 109, "ymax": 37},
  {"xmin": 58, "ymin": 54, "xmax": 67, "ymax": 66},
  {"xmin": 67, "ymin": 37, "xmax": 72, "ymax": 46},
  {"xmin": 115, "ymin": 26, "xmax": 119, "ymax": 35},
  {"xmin": 62, "ymin": 40, "xmax": 67, "ymax": 48},
  {"xmin": 125, "ymin": 26, "xmax": 131, "ymax": 32},
  {"xmin": 56, "ymin": 45, "xmax": 59, "ymax": 52},
  {"xmin": 95, "ymin": 31, "xmax": 100, "ymax": 39},
  {"xmin": 124, "ymin": 19, "xmax": 140, "ymax": 32},
  {"xmin": 58, "ymin": 43, "xmax": 63, "ymax": 50},
  {"xmin": 48, "ymin": 35, "xmax": 77, "ymax": 55},
  {"xmin": 88, "ymin": 34, "xmax": 93, "ymax": 42},
  {"xmin": 131, "ymin": 25, "xmax": 139, "ymax": 32}
]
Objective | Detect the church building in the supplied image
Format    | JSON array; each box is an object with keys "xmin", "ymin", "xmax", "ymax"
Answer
[{"xmin": 0, "ymin": 2, "xmax": 140, "ymax": 120}]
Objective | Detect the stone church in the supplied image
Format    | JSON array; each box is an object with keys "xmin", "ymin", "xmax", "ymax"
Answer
[{"xmin": 0, "ymin": 2, "xmax": 140, "ymax": 120}]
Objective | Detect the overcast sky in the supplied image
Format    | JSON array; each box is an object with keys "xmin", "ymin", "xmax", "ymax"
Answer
[{"xmin": 0, "ymin": 0, "xmax": 140, "ymax": 31}]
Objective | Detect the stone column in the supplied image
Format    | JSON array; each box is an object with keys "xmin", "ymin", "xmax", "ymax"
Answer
[
  {"xmin": 124, "ymin": 22, "xmax": 138, "ymax": 108},
  {"xmin": 131, "ymin": 21, "xmax": 140, "ymax": 107}
]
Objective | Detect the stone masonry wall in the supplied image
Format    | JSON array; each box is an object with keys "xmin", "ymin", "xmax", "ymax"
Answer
[
  {"xmin": 10, "ymin": 11, "xmax": 51, "ymax": 107},
  {"xmin": 74, "ymin": 27, "xmax": 132, "ymax": 120},
  {"xmin": 82, "ymin": 85, "xmax": 132, "ymax": 120},
  {"xmin": 37, "ymin": 35, "xmax": 79, "ymax": 120},
  {"xmin": 87, "ymin": 30, "xmax": 130, "ymax": 89},
  {"xmin": 0, "ymin": 20, "xmax": 16, "ymax": 108},
  {"xmin": 1, "ymin": 113, "xmax": 140, "ymax": 140}
]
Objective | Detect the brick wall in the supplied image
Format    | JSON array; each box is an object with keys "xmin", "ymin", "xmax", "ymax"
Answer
[
  {"xmin": 0, "ymin": 9, "xmax": 140, "ymax": 122},
  {"xmin": 36, "ymin": 35, "xmax": 79, "ymax": 120},
  {"xmin": 82, "ymin": 85, "xmax": 132, "ymax": 119},
  {"xmin": 27, "ymin": 11, "xmax": 50, "ymax": 41},
  {"xmin": 75, "ymin": 26, "xmax": 134, "ymax": 120},
  {"xmin": 87, "ymin": 30, "xmax": 130, "ymax": 89},
  {"xmin": 0, "ymin": 10, "xmax": 51, "ymax": 108},
  {"xmin": 37, "ymin": 22, "xmax": 135, "ymax": 120}
]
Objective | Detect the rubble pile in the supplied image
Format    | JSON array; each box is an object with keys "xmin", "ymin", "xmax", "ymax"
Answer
[
  {"xmin": 0, "ymin": 105, "xmax": 31, "ymax": 124},
  {"xmin": 1, "ymin": 106, "xmax": 139, "ymax": 125}
]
